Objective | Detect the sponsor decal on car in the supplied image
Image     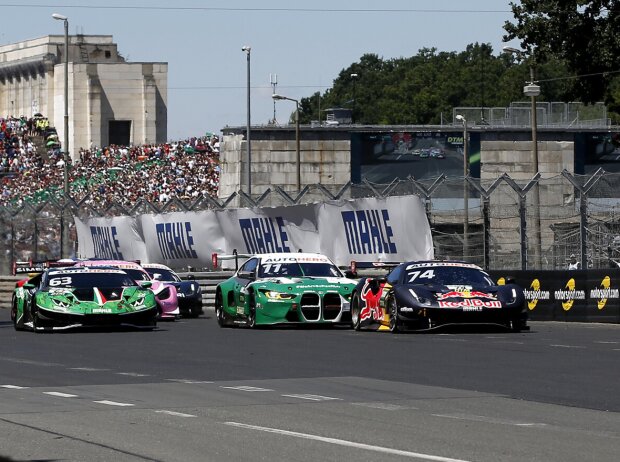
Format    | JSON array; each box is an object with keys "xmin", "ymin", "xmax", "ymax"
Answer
[
  {"xmin": 359, "ymin": 279, "xmax": 385, "ymax": 322},
  {"xmin": 438, "ymin": 299, "xmax": 502, "ymax": 308},
  {"xmin": 436, "ymin": 290, "xmax": 496, "ymax": 300},
  {"xmin": 92, "ymin": 308, "xmax": 112, "ymax": 314}
]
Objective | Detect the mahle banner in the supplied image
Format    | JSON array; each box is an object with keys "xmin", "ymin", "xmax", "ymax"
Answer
[{"xmin": 75, "ymin": 195, "xmax": 433, "ymax": 268}]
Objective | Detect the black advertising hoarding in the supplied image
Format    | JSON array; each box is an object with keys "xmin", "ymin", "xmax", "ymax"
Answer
[{"xmin": 489, "ymin": 270, "xmax": 620, "ymax": 323}]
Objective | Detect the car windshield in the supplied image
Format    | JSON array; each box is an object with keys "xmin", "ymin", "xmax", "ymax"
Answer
[
  {"xmin": 121, "ymin": 268, "xmax": 152, "ymax": 282},
  {"xmin": 404, "ymin": 264, "xmax": 493, "ymax": 287},
  {"xmin": 258, "ymin": 262, "xmax": 342, "ymax": 278},
  {"xmin": 145, "ymin": 268, "xmax": 181, "ymax": 282},
  {"xmin": 47, "ymin": 271, "xmax": 137, "ymax": 289}
]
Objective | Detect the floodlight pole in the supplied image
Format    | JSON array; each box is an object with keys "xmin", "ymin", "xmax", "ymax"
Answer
[
  {"xmin": 242, "ymin": 46, "xmax": 251, "ymax": 196},
  {"xmin": 53, "ymin": 13, "xmax": 70, "ymax": 258},
  {"xmin": 272, "ymin": 94, "xmax": 301, "ymax": 191},
  {"xmin": 457, "ymin": 115, "xmax": 468, "ymax": 259}
]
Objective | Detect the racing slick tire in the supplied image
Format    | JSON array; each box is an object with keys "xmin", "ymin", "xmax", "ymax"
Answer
[
  {"xmin": 508, "ymin": 317, "xmax": 522, "ymax": 333},
  {"xmin": 351, "ymin": 292, "xmax": 362, "ymax": 331},
  {"xmin": 388, "ymin": 296, "xmax": 400, "ymax": 333},
  {"xmin": 215, "ymin": 291, "xmax": 228, "ymax": 328},
  {"xmin": 31, "ymin": 310, "xmax": 41, "ymax": 333},
  {"xmin": 246, "ymin": 292, "xmax": 257, "ymax": 329},
  {"xmin": 11, "ymin": 297, "xmax": 21, "ymax": 331}
]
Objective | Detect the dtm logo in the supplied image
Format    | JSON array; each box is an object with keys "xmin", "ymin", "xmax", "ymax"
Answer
[
  {"xmin": 90, "ymin": 226, "xmax": 123, "ymax": 260},
  {"xmin": 156, "ymin": 222, "xmax": 198, "ymax": 260},
  {"xmin": 341, "ymin": 209, "xmax": 397, "ymax": 255},
  {"xmin": 239, "ymin": 217, "xmax": 290, "ymax": 254},
  {"xmin": 359, "ymin": 279, "xmax": 385, "ymax": 322}
]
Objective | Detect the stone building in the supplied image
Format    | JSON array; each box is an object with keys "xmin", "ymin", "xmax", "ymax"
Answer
[{"xmin": 0, "ymin": 34, "xmax": 167, "ymax": 159}]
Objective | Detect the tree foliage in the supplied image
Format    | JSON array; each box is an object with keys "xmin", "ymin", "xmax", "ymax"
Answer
[
  {"xmin": 296, "ymin": 3, "xmax": 620, "ymax": 125},
  {"xmin": 298, "ymin": 46, "xmax": 570, "ymax": 125},
  {"xmin": 503, "ymin": 1, "xmax": 620, "ymax": 105}
]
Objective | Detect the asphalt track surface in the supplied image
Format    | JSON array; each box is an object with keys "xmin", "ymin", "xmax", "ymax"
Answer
[{"xmin": 0, "ymin": 309, "xmax": 618, "ymax": 462}]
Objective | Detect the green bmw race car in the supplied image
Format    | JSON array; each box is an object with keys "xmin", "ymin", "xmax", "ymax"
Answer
[
  {"xmin": 12, "ymin": 267, "xmax": 158, "ymax": 332},
  {"xmin": 215, "ymin": 253, "xmax": 357, "ymax": 327}
]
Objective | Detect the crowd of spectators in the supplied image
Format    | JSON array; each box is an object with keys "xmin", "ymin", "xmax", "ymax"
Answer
[{"xmin": 0, "ymin": 114, "xmax": 221, "ymax": 208}]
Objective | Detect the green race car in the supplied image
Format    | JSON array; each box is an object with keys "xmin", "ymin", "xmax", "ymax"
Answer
[
  {"xmin": 12, "ymin": 267, "xmax": 158, "ymax": 332},
  {"xmin": 215, "ymin": 252, "xmax": 357, "ymax": 327}
]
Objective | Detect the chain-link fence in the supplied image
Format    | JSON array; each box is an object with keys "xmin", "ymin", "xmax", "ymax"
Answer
[{"xmin": 3, "ymin": 169, "xmax": 620, "ymax": 274}]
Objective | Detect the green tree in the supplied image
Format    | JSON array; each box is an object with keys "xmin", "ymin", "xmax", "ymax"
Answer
[
  {"xmin": 503, "ymin": 0, "xmax": 620, "ymax": 106},
  {"xmin": 298, "ymin": 44, "xmax": 573, "ymax": 125}
]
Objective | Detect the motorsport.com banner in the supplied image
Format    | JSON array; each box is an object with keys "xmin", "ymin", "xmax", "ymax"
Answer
[
  {"xmin": 74, "ymin": 195, "xmax": 434, "ymax": 269},
  {"xmin": 489, "ymin": 269, "xmax": 620, "ymax": 323}
]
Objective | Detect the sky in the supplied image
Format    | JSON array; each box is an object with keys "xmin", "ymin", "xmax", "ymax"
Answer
[{"xmin": 0, "ymin": 1, "xmax": 521, "ymax": 141}]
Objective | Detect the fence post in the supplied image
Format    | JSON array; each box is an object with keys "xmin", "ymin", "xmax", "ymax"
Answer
[
  {"xmin": 502, "ymin": 173, "xmax": 540, "ymax": 270},
  {"xmin": 562, "ymin": 169, "xmax": 605, "ymax": 270}
]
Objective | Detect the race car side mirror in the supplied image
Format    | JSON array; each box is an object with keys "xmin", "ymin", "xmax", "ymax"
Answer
[
  {"xmin": 504, "ymin": 277, "xmax": 516, "ymax": 284},
  {"xmin": 23, "ymin": 283, "xmax": 35, "ymax": 290},
  {"xmin": 186, "ymin": 274, "xmax": 195, "ymax": 280},
  {"xmin": 139, "ymin": 281, "xmax": 153, "ymax": 289}
]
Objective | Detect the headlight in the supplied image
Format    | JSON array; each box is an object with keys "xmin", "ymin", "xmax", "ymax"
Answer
[
  {"xmin": 409, "ymin": 289, "xmax": 431, "ymax": 305},
  {"xmin": 263, "ymin": 290, "xmax": 296, "ymax": 300},
  {"xmin": 129, "ymin": 295, "xmax": 147, "ymax": 309},
  {"xmin": 52, "ymin": 299, "xmax": 71, "ymax": 309},
  {"xmin": 508, "ymin": 288, "xmax": 517, "ymax": 304},
  {"xmin": 157, "ymin": 287, "xmax": 171, "ymax": 299}
]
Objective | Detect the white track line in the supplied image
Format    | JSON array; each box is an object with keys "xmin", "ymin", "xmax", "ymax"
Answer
[
  {"xmin": 220, "ymin": 386, "xmax": 273, "ymax": 392},
  {"xmin": 43, "ymin": 392, "xmax": 78, "ymax": 398},
  {"xmin": 433, "ymin": 413, "xmax": 546, "ymax": 427},
  {"xmin": 155, "ymin": 410, "xmax": 197, "ymax": 418},
  {"xmin": 116, "ymin": 372, "xmax": 150, "ymax": 377},
  {"xmin": 224, "ymin": 422, "xmax": 471, "ymax": 462},
  {"xmin": 93, "ymin": 400, "xmax": 135, "ymax": 407},
  {"xmin": 282, "ymin": 394, "xmax": 341, "ymax": 401},
  {"xmin": 70, "ymin": 367, "xmax": 110, "ymax": 372},
  {"xmin": 550, "ymin": 344, "xmax": 586, "ymax": 349},
  {"xmin": 1, "ymin": 385, "xmax": 28, "ymax": 389},
  {"xmin": 165, "ymin": 379, "xmax": 214, "ymax": 384}
]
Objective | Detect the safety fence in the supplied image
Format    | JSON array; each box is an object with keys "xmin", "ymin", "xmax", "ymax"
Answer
[{"xmin": 3, "ymin": 169, "xmax": 620, "ymax": 274}]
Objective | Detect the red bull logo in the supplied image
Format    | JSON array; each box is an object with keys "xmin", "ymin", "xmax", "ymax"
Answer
[
  {"xmin": 360, "ymin": 279, "xmax": 385, "ymax": 321},
  {"xmin": 437, "ymin": 290, "xmax": 495, "ymax": 301},
  {"xmin": 438, "ymin": 299, "xmax": 502, "ymax": 309}
]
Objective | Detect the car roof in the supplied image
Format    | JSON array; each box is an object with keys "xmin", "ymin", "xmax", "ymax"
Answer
[
  {"xmin": 48, "ymin": 267, "xmax": 129, "ymax": 276},
  {"xmin": 142, "ymin": 263, "xmax": 172, "ymax": 270},
  {"xmin": 76, "ymin": 260, "xmax": 145, "ymax": 270},
  {"xmin": 254, "ymin": 253, "xmax": 333, "ymax": 263},
  {"xmin": 403, "ymin": 261, "xmax": 484, "ymax": 270}
]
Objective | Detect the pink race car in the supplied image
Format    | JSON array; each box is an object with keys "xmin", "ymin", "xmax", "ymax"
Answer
[{"xmin": 74, "ymin": 260, "xmax": 179, "ymax": 320}]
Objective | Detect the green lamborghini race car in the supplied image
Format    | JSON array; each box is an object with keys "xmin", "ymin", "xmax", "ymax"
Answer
[
  {"xmin": 215, "ymin": 253, "xmax": 357, "ymax": 327},
  {"xmin": 12, "ymin": 266, "xmax": 158, "ymax": 332}
]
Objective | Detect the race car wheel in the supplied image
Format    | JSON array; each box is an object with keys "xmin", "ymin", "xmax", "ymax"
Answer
[
  {"xmin": 11, "ymin": 298, "xmax": 20, "ymax": 331},
  {"xmin": 388, "ymin": 297, "xmax": 400, "ymax": 333},
  {"xmin": 351, "ymin": 292, "xmax": 362, "ymax": 331},
  {"xmin": 247, "ymin": 307, "xmax": 256, "ymax": 328},
  {"xmin": 508, "ymin": 317, "xmax": 522, "ymax": 333},
  {"xmin": 31, "ymin": 311, "xmax": 40, "ymax": 333},
  {"xmin": 215, "ymin": 291, "xmax": 228, "ymax": 328},
  {"xmin": 247, "ymin": 292, "xmax": 257, "ymax": 328}
]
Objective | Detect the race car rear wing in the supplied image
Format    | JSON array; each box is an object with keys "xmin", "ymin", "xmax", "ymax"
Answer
[
  {"xmin": 346, "ymin": 260, "xmax": 401, "ymax": 277},
  {"xmin": 12, "ymin": 259, "xmax": 77, "ymax": 275},
  {"xmin": 212, "ymin": 250, "xmax": 252, "ymax": 271}
]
